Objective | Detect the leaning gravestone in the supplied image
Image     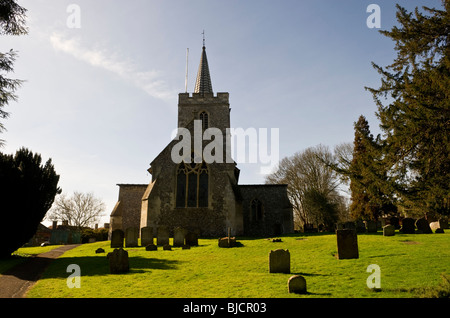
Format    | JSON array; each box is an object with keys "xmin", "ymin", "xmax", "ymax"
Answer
[
  {"xmin": 336, "ymin": 229, "xmax": 359, "ymax": 259},
  {"xmin": 288, "ymin": 275, "xmax": 307, "ymax": 294},
  {"xmin": 173, "ymin": 227, "xmax": 186, "ymax": 247},
  {"xmin": 141, "ymin": 227, "xmax": 154, "ymax": 247},
  {"xmin": 415, "ymin": 218, "xmax": 432, "ymax": 234},
  {"xmin": 157, "ymin": 225, "xmax": 170, "ymax": 246},
  {"xmin": 269, "ymin": 249, "xmax": 290, "ymax": 273},
  {"xmin": 110, "ymin": 229, "xmax": 124, "ymax": 248},
  {"xmin": 400, "ymin": 218, "xmax": 415, "ymax": 234},
  {"xmin": 125, "ymin": 227, "xmax": 139, "ymax": 247},
  {"xmin": 107, "ymin": 248, "xmax": 129, "ymax": 274},
  {"xmin": 383, "ymin": 224, "xmax": 395, "ymax": 236}
]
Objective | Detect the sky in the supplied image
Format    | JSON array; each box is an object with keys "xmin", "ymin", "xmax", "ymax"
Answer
[{"xmin": 1, "ymin": 0, "xmax": 443, "ymax": 226}]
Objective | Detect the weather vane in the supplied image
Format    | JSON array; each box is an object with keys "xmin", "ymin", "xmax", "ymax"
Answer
[{"xmin": 202, "ymin": 30, "xmax": 205, "ymax": 47}]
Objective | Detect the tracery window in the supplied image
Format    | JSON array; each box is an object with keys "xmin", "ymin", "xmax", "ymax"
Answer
[
  {"xmin": 200, "ymin": 111, "xmax": 209, "ymax": 130},
  {"xmin": 251, "ymin": 199, "xmax": 263, "ymax": 222},
  {"xmin": 176, "ymin": 156, "xmax": 209, "ymax": 208}
]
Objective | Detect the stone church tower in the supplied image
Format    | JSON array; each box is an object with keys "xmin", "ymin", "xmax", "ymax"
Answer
[{"xmin": 110, "ymin": 44, "xmax": 293, "ymax": 238}]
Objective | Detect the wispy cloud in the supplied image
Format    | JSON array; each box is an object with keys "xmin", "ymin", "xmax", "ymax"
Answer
[{"xmin": 49, "ymin": 32, "xmax": 175, "ymax": 101}]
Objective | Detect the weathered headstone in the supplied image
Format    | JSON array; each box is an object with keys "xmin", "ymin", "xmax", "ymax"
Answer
[
  {"xmin": 415, "ymin": 218, "xmax": 432, "ymax": 234},
  {"xmin": 400, "ymin": 218, "xmax": 415, "ymax": 234},
  {"xmin": 157, "ymin": 225, "xmax": 169, "ymax": 246},
  {"xmin": 173, "ymin": 227, "xmax": 186, "ymax": 247},
  {"xmin": 163, "ymin": 244, "xmax": 172, "ymax": 251},
  {"xmin": 125, "ymin": 227, "xmax": 139, "ymax": 247},
  {"xmin": 218, "ymin": 237, "xmax": 236, "ymax": 248},
  {"xmin": 141, "ymin": 226, "xmax": 154, "ymax": 247},
  {"xmin": 365, "ymin": 220, "xmax": 377, "ymax": 233},
  {"xmin": 430, "ymin": 219, "xmax": 448, "ymax": 231},
  {"xmin": 110, "ymin": 229, "xmax": 124, "ymax": 248},
  {"xmin": 107, "ymin": 248, "xmax": 129, "ymax": 274},
  {"xmin": 185, "ymin": 231, "xmax": 198, "ymax": 246},
  {"xmin": 383, "ymin": 224, "xmax": 395, "ymax": 236},
  {"xmin": 336, "ymin": 229, "xmax": 359, "ymax": 259},
  {"xmin": 95, "ymin": 248, "xmax": 105, "ymax": 253},
  {"xmin": 288, "ymin": 275, "xmax": 307, "ymax": 294},
  {"xmin": 269, "ymin": 249, "xmax": 290, "ymax": 273}
]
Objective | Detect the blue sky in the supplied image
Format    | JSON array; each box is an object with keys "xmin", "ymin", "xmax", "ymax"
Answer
[{"xmin": 1, "ymin": 0, "xmax": 442, "ymax": 226}]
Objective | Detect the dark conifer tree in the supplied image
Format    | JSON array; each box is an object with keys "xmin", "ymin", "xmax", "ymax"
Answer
[{"xmin": 366, "ymin": 1, "xmax": 449, "ymax": 216}]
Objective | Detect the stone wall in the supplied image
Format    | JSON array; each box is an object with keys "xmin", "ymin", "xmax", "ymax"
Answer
[
  {"xmin": 109, "ymin": 184, "xmax": 147, "ymax": 237},
  {"xmin": 239, "ymin": 184, "xmax": 294, "ymax": 237}
]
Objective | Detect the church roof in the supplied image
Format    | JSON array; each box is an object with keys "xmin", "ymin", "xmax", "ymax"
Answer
[{"xmin": 194, "ymin": 46, "xmax": 213, "ymax": 94}]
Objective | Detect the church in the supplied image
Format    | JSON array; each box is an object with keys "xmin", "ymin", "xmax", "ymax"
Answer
[{"xmin": 109, "ymin": 44, "xmax": 294, "ymax": 238}]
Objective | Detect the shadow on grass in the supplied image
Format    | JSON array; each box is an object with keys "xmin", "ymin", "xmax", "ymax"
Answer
[{"xmin": 13, "ymin": 255, "xmax": 183, "ymax": 280}]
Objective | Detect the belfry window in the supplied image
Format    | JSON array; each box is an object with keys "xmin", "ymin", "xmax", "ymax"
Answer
[
  {"xmin": 200, "ymin": 111, "xmax": 209, "ymax": 130},
  {"xmin": 176, "ymin": 158, "xmax": 209, "ymax": 208},
  {"xmin": 251, "ymin": 199, "xmax": 263, "ymax": 222}
]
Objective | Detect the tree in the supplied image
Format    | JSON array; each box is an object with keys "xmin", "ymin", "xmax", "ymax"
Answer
[
  {"xmin": 366, "ymin": 1, "xmax": 450, "ymax": 215},
  {"xmin": 0, "ymin": 147, "xmax": 60, "ymax": 258},
  {"xmin": 265, "ymin": 144, "xmax": 347, "ymax": 230},
  {"xmin": 0, "ymin": 0, "xmax": 27, "ymax": 146},
  {"xmin": 47, "ymin": 191, "xmax": 106, "ymax": 229},
  {"xmin": 347, "ymin": 115, "xmax": 396, "ymax": 220}
]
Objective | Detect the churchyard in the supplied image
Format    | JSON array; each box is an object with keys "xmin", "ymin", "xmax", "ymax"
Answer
[{"xmin": 4, "ymin": 228, "xmax": 448, "ymax": 298}]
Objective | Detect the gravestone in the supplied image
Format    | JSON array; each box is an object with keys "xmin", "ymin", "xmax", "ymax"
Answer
[
  {"xmin": 107, "ymin": 248, "xmax": 129, "ymax": 274},
  {"xmin": 336, "ymin": 229, "xmax": 359, "ymax": 259},
  {"xmin": 430, "ymin": 219, "xmax": 448, "ymax": 231},
  {"xmin": 125, "ymin": 227, "xmax": 139, "ymax": 247},
  {"xmin": 415, "ymin": 218, "xmax": 432, "ymax": 234},
  {"xmin": 157, "ymin": 225, "xmax": 170, "ymax": 246},
  {"xmin": 269, "ymin": 249, "xmax": 290, "ymax": 273},
  {"xmin": 185, "ymin": 231, "xmax": 198, "ymax": 246},
  {"xmin": 389, "ymin": 216, "xmax": 400, "ymax": 229},
  {"xmin": 95, "ymin": 248, "xmax": 105, "ymax": 253},
  {"xmin": 355, "ymin": 220, "xmax": 366, "ymax": 233},
  {"xmin": 218, "ymin": 237, "xmax": 236, "ymax": 248},
  {"xmin": 383, "ymin": 224, "xmax": 395, "ymax": 236},
  {"xmin": 145, "ymin": 244, "xmax": 157, "ymax": 251},
  {"xmin": 110, "ymin": 229, "xmax": 124, "ymax": 248},
  {"xmin": 163, "ymin": 244, "xmax": 172, "ymax": 251},
  {"xmin": 365, "ymin": 220, "xmax": 377, "ymax": 233},
  {"xmin": 141, "ymin": 226, "xmax": 154, "ymax": 247},
  {"xmin": 173, "ymin": 227, "xmax": 186, "ymax": 247},
  {"xmin": 400, "ymin": 218, "xmax": 415, "ymax": 234},
  {"xmin": 288, "ymin": 275, "xmax": 307, "ymax": 294}
]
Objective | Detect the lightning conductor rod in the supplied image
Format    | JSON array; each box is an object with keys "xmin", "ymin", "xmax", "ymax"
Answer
[{"xmin": 185, "ymin": 48, "xmax": 189, "ymax": 93}]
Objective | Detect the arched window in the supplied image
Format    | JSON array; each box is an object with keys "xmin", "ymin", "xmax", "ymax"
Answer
[
  {"xmin": 200, "ymin": 111, "xmax": 209, "ymax": 130},
  {"xmin": 176, "ymin": 158, "xmax": 209, "ymax": 208},
  {"xmin": 251, "ymin": 199, "xmax": 263, "ymax": 222}
]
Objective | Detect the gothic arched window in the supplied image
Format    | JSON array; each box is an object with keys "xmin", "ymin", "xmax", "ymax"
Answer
[
  {"xmin": 176, "ymin": 159, "xmax": 209, "ymax": 208},
  {"xmin": 251, "ymin": 199, "xmax": 263, "ymax": 222},
  {"xmin": 200, "ymin": 111, "xmax": 209, "ymax": 130}
]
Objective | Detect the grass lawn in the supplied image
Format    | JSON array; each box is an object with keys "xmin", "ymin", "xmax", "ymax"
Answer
[{"xmin": 16, "ymin": 231, "xmax": 450, "ymax": 298}]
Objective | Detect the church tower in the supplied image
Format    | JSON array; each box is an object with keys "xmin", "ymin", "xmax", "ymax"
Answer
[{"xmin": 140, "ymin": 44, "xmax": 243, "ymax": 237}]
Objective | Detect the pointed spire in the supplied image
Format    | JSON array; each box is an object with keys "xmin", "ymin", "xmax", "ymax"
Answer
[{"xmin": 194, "ymin": 45, "xmax": 213, "ymax": 94}]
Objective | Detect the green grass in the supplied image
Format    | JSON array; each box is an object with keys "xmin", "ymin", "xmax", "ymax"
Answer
[{"xmin": 14, "ymin": 232, "xmax": 450, "ymax": 298}]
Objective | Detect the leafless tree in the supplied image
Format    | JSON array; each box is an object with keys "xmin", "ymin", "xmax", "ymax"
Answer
[
  {"xmin": 266, "ymin": 144, "xmax": 349, "ymax": 230},
  {"xmin": 47, "ymin": 191, "xmax": 106, "ymax": 229}
]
